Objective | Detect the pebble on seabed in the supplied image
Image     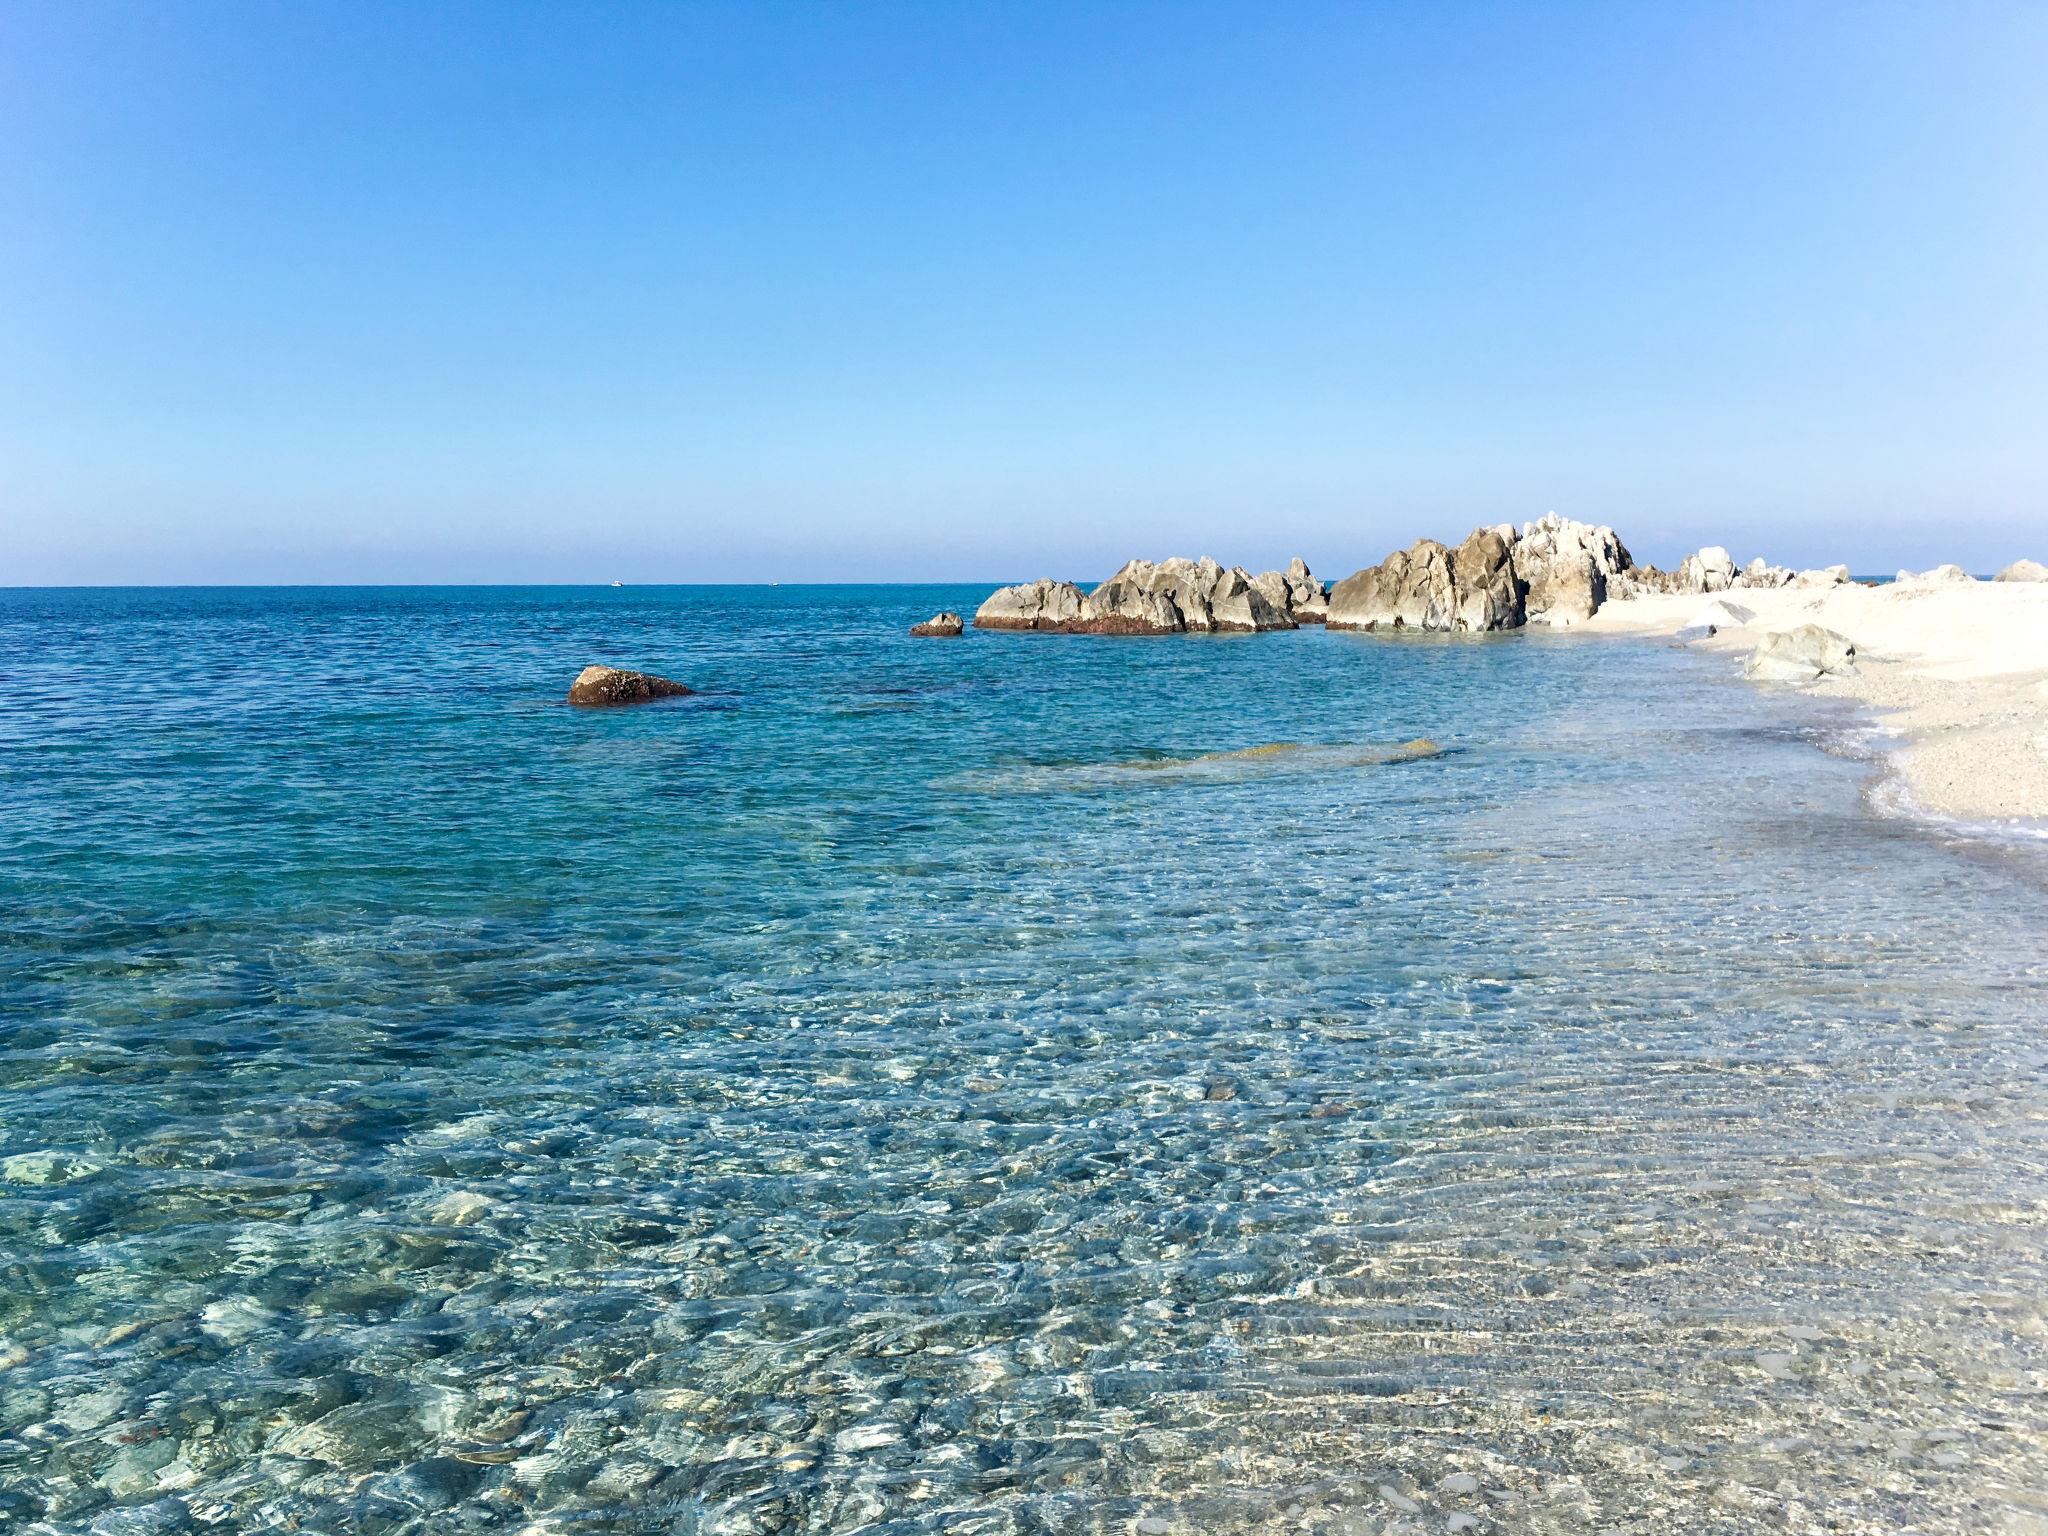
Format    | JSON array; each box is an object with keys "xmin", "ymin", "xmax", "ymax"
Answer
[{"xmin": 428, "ymin": 1189, "xmax": 494, "ymax": 1225}]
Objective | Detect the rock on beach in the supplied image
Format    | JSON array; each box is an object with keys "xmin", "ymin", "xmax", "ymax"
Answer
[{"xmin": 1743, "ymin": 625, "xmax": 1859, "ymax": 682}]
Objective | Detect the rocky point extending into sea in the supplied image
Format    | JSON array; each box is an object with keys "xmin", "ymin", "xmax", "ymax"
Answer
[
  {"xmin": 971, "ymin": 515, "xmax": 2048, "ymax": 829},
  {"xmin": 972, "ymin": 513, "xmax": 1853, "ymax": 637}
]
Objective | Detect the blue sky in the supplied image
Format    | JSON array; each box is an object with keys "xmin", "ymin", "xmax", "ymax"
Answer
[{"xmin": 2, "ymin": 1, "xmax": 2044, "ymax": 584}]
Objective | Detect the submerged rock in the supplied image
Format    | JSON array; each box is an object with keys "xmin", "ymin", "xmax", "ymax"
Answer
[
  {"xmin": 910, "ymin": 612, "xmax": 964, "ymax": 637},
  {"xmin": 1744, "ymin": 625, "xmax": 1858, "ymax": 682},
  {"xmin": 1994, "ymin": 559, "xmax": 2047, "ymax": 583},
  {"xmin": 566, "ymin": 666, "xmax": 694, "ymax": 706}
]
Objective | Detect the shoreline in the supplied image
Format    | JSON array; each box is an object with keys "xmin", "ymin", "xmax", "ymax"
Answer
[{"xmin": 1580, "ymin": 582, "xmax": 2048, "ymax": 828}]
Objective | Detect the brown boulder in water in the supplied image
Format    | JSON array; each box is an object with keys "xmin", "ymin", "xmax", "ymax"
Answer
[
  {"xmin": 566, "ymin": 665, "xmax": 694, "ymax": 706},
  {"xmin": 910, "ymin": 612, "xmax": 965, "ymax": 636}
]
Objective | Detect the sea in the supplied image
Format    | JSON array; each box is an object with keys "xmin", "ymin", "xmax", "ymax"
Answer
[{"xmin": 3, "ymin": 584, "xmax": 2046, "ymax": 1534}]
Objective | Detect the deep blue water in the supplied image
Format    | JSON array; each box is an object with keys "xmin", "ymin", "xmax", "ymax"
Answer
[{"xmin": 3, "ymin": 585, "xmax": 2047, "ymax": 1533}]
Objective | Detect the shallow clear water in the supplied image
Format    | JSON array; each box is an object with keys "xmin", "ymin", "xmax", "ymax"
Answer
[{"xmin": 3, "ymin": 585, "xmax": 2047, "ymax": 1534}]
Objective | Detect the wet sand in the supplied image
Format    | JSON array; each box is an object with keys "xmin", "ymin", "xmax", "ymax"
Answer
[{"xmin": 1584, "ymin": 578, "xmax": 2048, "ymax": 826}]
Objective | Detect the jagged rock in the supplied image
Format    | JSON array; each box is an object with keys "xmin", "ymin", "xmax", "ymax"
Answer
[
  {"xmin": 1738, "ymin": 557, "xmax": 1795, "ymax": 588},
  {"xmin": 1249, "ymin": 568, "xmax": 1294, "ymax": 619},
  {"xmin": 1078, "ymin": 562, "xmax": 1190, "ymax": 633},
  {"xmin": 1512, "ymin": 513, "xmax": 1633, "ymax": 625},
  {"xmin": 1677, "ymin": 546, "xmax": 1738, "ymax": 593},
  {"xmin": 1286, "ymin": 557, "xmax": 1329, "ymax": 622},
  {"xmin": 973, "ymin": 578, "xmax": 1088, "ymax": 630},
  {"xmin": 1176, "ymin": 558, "xmax": 1294, "ymax": 632},
  {"xmin": 1895, "ymin": 564, "xmax": 1974, "ymax": 585},
  {"xmin": 976, "ymin": 559, "xmax": 1300, "ymax": 634},
  {"xmin": 1743, "ymin": 625, "xmax": 1858, "ymax": 682},
  {"xmin": 1082, "ymin": 556, "xmax": 1293, "ymax": 632},
  {"xmin": 566, "ymin": 666, "xmax": 693, "ymax": 706},
  {"xmin": 1996, "ymin": 559, "xmax": 2048, "ymax": 583},
  {"xmin": 1450, "ymin": 526, "xmax": 1524, "ymax": 630},
  {"xmin": 1793, "ymin": 565, "xmax": 1851, "ymax": 588},
  {"xmin": 1327, "ymin": 526, "xmax": 1524, "ymax": 632},
  {"xmin": 910, "ymin": 612, "xmax": 963, "ymax": 637},
  {"xmin": 1610, "ymin": 564, "xmax": 1681, "ymax": 598},
  {"xmin": 1253, "ymin": 557, "xmax": 1328, "ymax": 623},
  {"xmin": 1327, "ymin": 539, "xmax": 1450, "ymax": 631}
]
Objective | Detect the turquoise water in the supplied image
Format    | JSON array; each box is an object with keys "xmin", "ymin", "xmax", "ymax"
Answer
[{"xmin": 3, "ymin": 585, "xmax": 2047, "ymax": 1534}]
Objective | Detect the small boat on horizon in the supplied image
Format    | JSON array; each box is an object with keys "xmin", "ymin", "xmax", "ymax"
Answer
[{"xmin": 611, "ymin": 580, "xmax": 623, "ymax": 588}]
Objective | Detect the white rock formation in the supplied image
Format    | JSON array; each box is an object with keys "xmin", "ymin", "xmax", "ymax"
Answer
[
  {"xmin": 1512, "ymin": 513, "xmax": 1632, "ymax": 625},
  {"xmin": 1793, "ymin": 565, "xmax": 1851, "ymax": 588},
  {"xmin": 1676, "ymin": 547, "xmax": 1738, "ymax": 593},
  {"xmin": 1744, "ymin": 625, "xmax": 1859, "ymax": 682}
]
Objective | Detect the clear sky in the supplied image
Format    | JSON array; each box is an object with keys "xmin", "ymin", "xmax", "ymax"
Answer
[{"xmin": 2, "ymin": 1, "xmax": 2044, "ymax": 584}]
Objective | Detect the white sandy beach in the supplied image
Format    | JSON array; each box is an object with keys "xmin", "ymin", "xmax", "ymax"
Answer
[{"xmin": 1585, "ymin": 578, "xmax": 2048, "ymax": 826}]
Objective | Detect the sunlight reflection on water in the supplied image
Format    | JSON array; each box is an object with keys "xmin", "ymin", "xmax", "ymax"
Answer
[{"xmin": 2, "ymin": 586, "xmax": 2046, "ymax": 1533}]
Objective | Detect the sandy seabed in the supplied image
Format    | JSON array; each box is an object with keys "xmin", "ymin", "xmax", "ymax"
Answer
[{"xmin": 1583, "ymin": 578, "xmax": 2048, "ymax": 828}]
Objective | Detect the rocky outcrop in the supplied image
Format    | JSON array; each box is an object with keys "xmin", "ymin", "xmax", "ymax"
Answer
[
  {"xmin": 1324, "ymin": 514, "xmax": 1634, "ymax": 632},
  {"xmin": 1284, "ymin": 557, "xmax": 1329, "ymax": 622},
  {"xmin": 1251, "ymin": 557, "xmax": 1329, "ymax": 623},
  {"xmin": 1610, "ymin": 564, "xmax": 1681, "ymax": 598},
  {"xmin": 1794, "ymin": 564, "xmax": 1851, "ymax": 588},
  {"xmin": 1085, "ymin": 556, "xmax": 1294, "ymax": 633},
  {"xmin": 567, "ymin": 666, "xmax": 693, "ymax": 706},
  {"xmin": 1676, "ymin": 546, "xmax": 1738, "ymax": 593},
  {"xmin": 1995, "ymin": 560, "xmax": 2047, "ymax": 583},
  {"xmin": 972, "ymin": 522, "xmax": 1869, "ymax": 641},
  {"xmin": 1450, "ymin": 526, "xmax": 1526, "ymax": 630},
  {"xmin": 910, "ymin": 612, "xmax": 964, "ymax": 637},
  {"xmin": 975, "ymin": 556, "xmax": 1319, "ymax": 633},
  {"xmin": 1327, "ymin": 526, "xmax": 1525, "ymax": 632},
  {"xmin": 973, "ymin": 578, "xmax": 1088, "ymax": 631},
  {"xmin": 1896, "ymin": 564, "xmax": 1974, "ymax": 585},
  {"xmin": 1512, "ymin": 513, "xmax": 1633, "ymax": 625},
  {"xmin": 1743, "ymin": 625, "xmax": 1858, "ymax": 682}
]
